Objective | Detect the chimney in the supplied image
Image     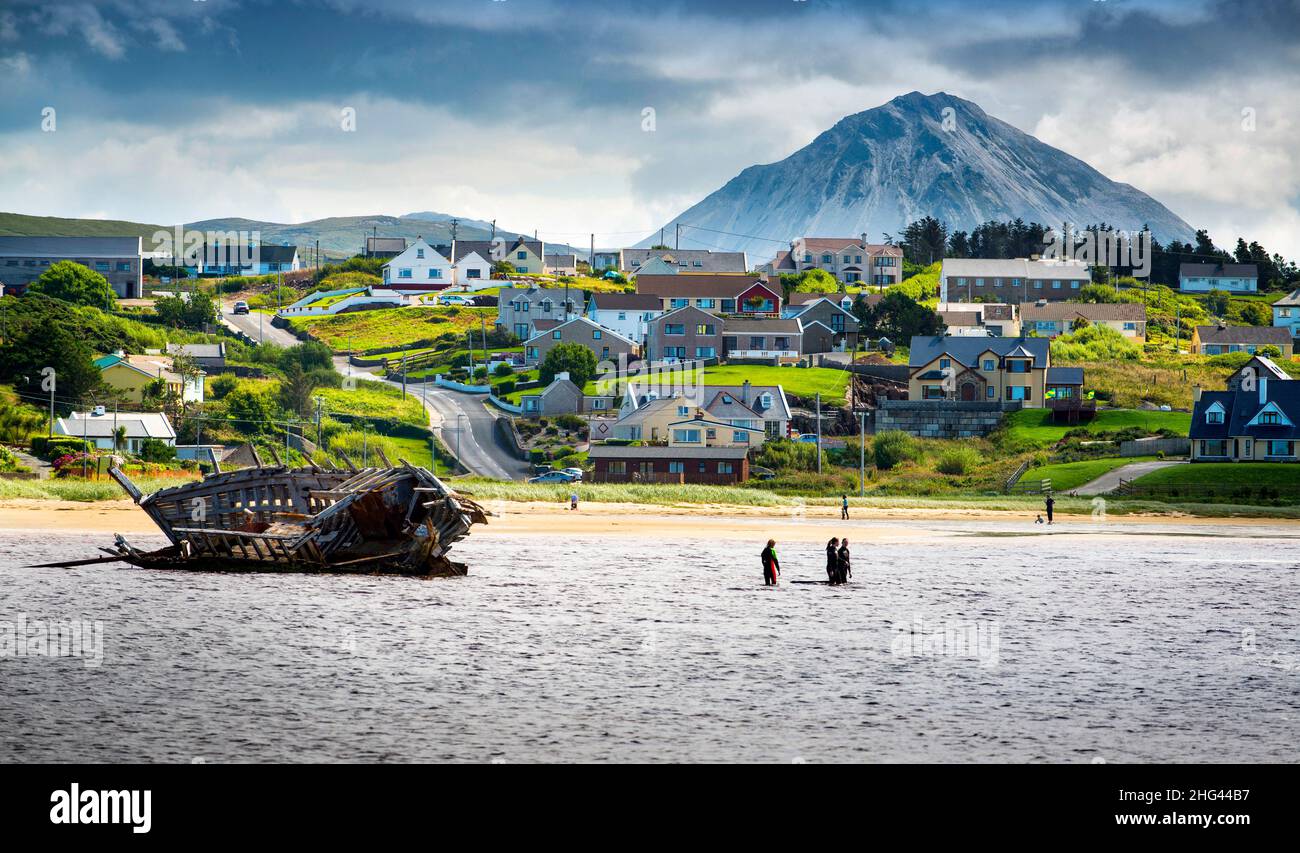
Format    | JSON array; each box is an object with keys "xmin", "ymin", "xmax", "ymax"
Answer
[
  {"xmin": 1259, "ymin": 375, "xmax": 1268, "ymax": 406},
  {"xmin": 741, "ymin": 379, "xmax": 751, "ymax": 405},
  {"xmin": 1192, "ymin": 384, "xmax": 1202, "ymax": 403},
  {"xmin": 556, "ymin": 371, "xmax": 570, "ymax": 383}
]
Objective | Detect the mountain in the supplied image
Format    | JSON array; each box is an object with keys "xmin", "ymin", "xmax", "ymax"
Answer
[
  {"xmin": 643, "ymin": 91, "xmax": 1196, "ymax": 261},
  {"xmin": 0, "ymin": 212, "xmax": 577, "ymax": 257}
]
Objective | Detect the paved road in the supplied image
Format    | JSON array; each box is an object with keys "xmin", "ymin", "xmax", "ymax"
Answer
[
  {"xmin": 335, "ymin": 356, "xmax": 528, "ymax": 481},
  {"xmin": 221, "ymin": 307, "xmax": 300, "ymax": 348},
  {"xmin": 1074, "ymin": 459, "xmax": 1188, "ymax": 495}
]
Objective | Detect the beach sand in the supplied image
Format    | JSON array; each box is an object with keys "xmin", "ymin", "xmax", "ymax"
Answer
[{"xmin": 1, "ymin": 498, "xmax": 1294, "ymax": 543}]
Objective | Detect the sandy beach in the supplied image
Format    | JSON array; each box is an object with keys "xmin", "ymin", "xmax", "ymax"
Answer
[{"xmin": 1, "ymin": 497, "xmax": 1295, "ymax": 543}]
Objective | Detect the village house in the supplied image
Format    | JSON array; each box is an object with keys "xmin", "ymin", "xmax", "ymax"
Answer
[
  {"xmin": 763, "ymin": 237, "xmax": 903, "ymax": 286},
  {"xmin": 522, "ymin": 316, "xmax": 639, "ymax": 366},
  {"xmin": 587, "ymin": 444, "xmax": 750, "ymax": 484},
  {"xmin": 1020, "ymin": 300, "xmax": 1147, "ymax": 340},
  {"xmin": 907, "ymin": 335, "xmax": 1054, "ymax": 404},
  {"xmin": 54, "ymin": 409, "xmax": 176, "ymax": 454},
  {"xmin": 452, "ymin": 236, "xmax": 545, "ymax": 275},
  {"xmin": 381, "ymin": 237, "xmax": 453, "ymax": 291},
  {"xmin": 934, "ymin": 303, "xmax": 1020, "ymax": 337},
  {"xmin": 939, "ymin": 258, "xmax": 1092, "ymax": 303},
  {"xmin": 618, "ymin": 248, "xmax": 748, "ymax": 275},
  {"xmin": 585, "ymin": 292, "xmax": 664, "ymax": 347},
  {"xmin": 518, "ymin": 372, "xmax": 617, "ymax": 418},
  {"xmin": 1225, "ymin": 354, "xmax": 1291, "ymax": 391},
  {"xmin": 617, "ymin": 379, "xmax": 790, "ymax": 442},
  {"xmin": 1271, "ymin": 288, "xmax": 1300, "ymax": 341},
  {"xmin": 781, "ymin": 293, "xmax": 860, "ymax": 351},
  {"xmin": 363, "ymin": 236, "xmax": 406, "ymax": 259},
  {"xmin": 646, "ymin": 306, "xmax": 723, "ymax": 363},
  {"xmin": 1179, "ymin": 262, "xmax": 1258, "ymax": 294},
  {"xmin": 96, "ymin": 352, "xmax": 204, "ymax": 404},
  {"xmin": 1190, "ymin": 375, "xmax": 1298, "ymax": 462},
  {"xmin": 0, "ymin": 235, "xmax": 144, "ymax": 298},
  {"xmin": 496, "ymin": 286, "xmax": 582, "ymax": 341},
  {"xmin": 720, "ymin": 316, "xmax": 805, "ymax": 361},
  {"xmin": 544, "ymin": 254, "xmax": 579, "ymax": 276},
  {"xmin": 636, "ymin": 274, "xmax": 782, "ymax": 317},
  {"xmin": 165, "ymin": 342, "xmax": 227, "ymax": 372},
  {"xmin": 1191, "ymin": 324, "xmax": 1294, "ymax": 358},
  {"xmin": 186, "ymin": 242, "xmax": 300, "ymax": 277},
  {"xmin": 448, "ymin": 241, "xmax": 494, "ymax": 286}
]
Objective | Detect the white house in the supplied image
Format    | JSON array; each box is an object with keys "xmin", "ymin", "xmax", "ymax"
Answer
[
  {"xmin": 449, "ymin": 241, "xmax": 494, "ymax": 287},
  {"xmin": 1179, "ymin": 262, "xmax": 1258, "ymax": 294},
  {"xmin": 585, "ymin": 292, "xmax": 664, "ymax": 347},
  {"xmin": 55, "ymin": 409, "xmax": 176, "ymax": 454},
  {"xmin": 382, "ymin": 237, "xmax": 453, "ymax": 291}
]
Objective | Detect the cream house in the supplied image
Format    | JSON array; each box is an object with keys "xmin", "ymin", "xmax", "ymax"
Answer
[{"xmin": 907, "ymin": 335, "xmax": 1053, "ymax": 404}]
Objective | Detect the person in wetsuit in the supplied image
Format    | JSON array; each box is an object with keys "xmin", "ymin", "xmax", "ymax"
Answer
[
  {"xmin": 761, "ymin": 539, "xmax": 781, "ymax": 586},
  {"xmin": 826, "ymin": 537, "xmax": 840, "ymax": 584},
  {"xmin": 837, "ymin": 538, "xmax": 852, "ymax": 584}
]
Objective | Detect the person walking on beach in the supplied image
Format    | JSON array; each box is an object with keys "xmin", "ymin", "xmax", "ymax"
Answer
[
  {"xmin": 761, "ymin": 539, "xmax": 781, "ymax": 586},
  {"xmin": 841, "ymin": 494, "xmax": 850, "ymax": 520},
  {"xmin": 1044, "ymin": 495, "xmax": 1055, "ymax": 525},
  {"xmin": 826, "ymin": 537, "xmax": 840, "ymax": 584},
  {"xmin": 837, "ymin": 538, "xmax": 852, "ymax": 584}
]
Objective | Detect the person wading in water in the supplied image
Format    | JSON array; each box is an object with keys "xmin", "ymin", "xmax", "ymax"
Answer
[
  {"xmin": 1045, "ymin": 494, "xmax": 1055, "ymax": 525},
  {"xmin": 826, "ymin": 537, "xmax": 840, "ymax": 584},
  {"xmin": 837, "ymin": 538, "xmax": 852, "ymax": 584},
  {"xmin": 761, "ymin": 539, "xmax": 781, "ymax": 586}
]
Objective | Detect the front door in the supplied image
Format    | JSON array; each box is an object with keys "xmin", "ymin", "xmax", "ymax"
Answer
[{"xmin": 960, "ymin": 381, "xmax": 977, "ymax": 402}]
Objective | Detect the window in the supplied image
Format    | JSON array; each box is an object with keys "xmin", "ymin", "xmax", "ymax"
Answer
[
  {"xmin": 517, "ymin": 251, "xmax": 527, "ymax": 261},
  {"xmin": 719, "ymin": 462, "xmax": 733, "ymax": 474},
  {"xmin": 664, "ymin": 346, "xmax": 686, "ymax": 359},
  {"xmin": 398, "ymin": 268, "xmax": 412, "ymax": 278},
  {"xmin": 677, "ymin": 405, "xmax": 690, "ymax": 416},
  {"xmin": 608, "ymin": 461, "xmax": 626, "ymax": 474},
  {"xmin": 774, "ymin": 337, "xmax": 790, "ymax": 350},
  {"xmin": 1052, "ymin": 280, "xmax": 1061, "ymax": 289},
  {"xmin": 986, "ymin": 386, "xmax": 996, "ymax": 399},
  {"xmin": 843, "ymin": 255, "xmax": 850, "ymax": 264},
  {"xmin": 750, "ymin": 336, "xmax": 766, "ymax": 350},
  {"xmin": 552, "ymin": 331, "xmax": 562, "ymax": 340},
  {"xmin": 975, "ymin": 278, "xmax": 985, "ymax": 287},
  {"xmin": 665, "ymin": 323, "xmax": 685, "ymax": 335},
  {"xmin": 1260, "ymin": 411, "xmax": 1279, "ymax": 425},
  {"xmin": 982, "ymin": 359, "xmax": 995, "ymax": 371},
  {"xmin": 1206, "ymin": 410, "xmax": 1224, "ymax": 424},
  {"xmin": 994, "ymin": 279, "xmax": 1003, "ymax": 288},
  {"xmin": 923, "ymin": 385, "xmax": 945, "ymax": 399},
  {"xmin": 592, "ymin": 329, "xmax": 602, "ymax": 339},
  {"xmin": 695, "ymin": 346, "xmax": 716, "ymax": 358},
  {"xmin": 670, "ymin": 298, "xmax": 688, "ymax": 309},
  {"xmin": 668, "ymin": 461, "xmax": 685, "ymax": 474},
  {"xmin": 428, "ymin": 268, "xmax": 441, "ymax": 279},
  {"xmin": 1006, "ymin": 360, "xmax": 1030, "ymax": 374},
  {"xmin": 831, "ymin": 314, "xmax": 845, "ymax": 331},
  {"xmin": 696, "ymin": 299, "xmax": 715, "ymax": 309},
  {"xmin": 521, "ymin": 301, "xmax": 530, "ymax": 312},
  {"xmin": 692, "ymin": 260, "xmax": 702, "ymax": 267},
  {"xmin": 1123, "ymin": 322, "xmax": 1136, "ymax": 331},
  {"xmin": 696, "ymin": 324, "xmax": 715, "ymax": 335},
  {"xmin": 940, "ymin": 358, "xmax": 951, "ymax": 369},
  {"xmin": 759, "ymin": 393, "xmax": 772, "ymax": 409},
  {"xmin": 1071, "ymin": 281, "xmax": 1080, "ymax": 289},
  {"xmin": 467, "ymin": 268, "xmax": 481, "ymax": 279},
  {"xmin": 416, "ymin": 248, "xmax": 425, "ymax": 259},
  {"xmin": 1199, "ymin": 439, "xmax": 1228, "ymax": 457},
  {"xmin": 721, "ymin": 299, "xmax": 736, "ymax": 313},
  {"xmin": 732, "ymin": 431, "xmax": 748, "ymax": 443},
  {"xmin": 116, "ymin": 262, "xmax": 131, "ymax": 272},
  {"xmin": 672, "ymin": 430, "xmax": 701, "ymax": 444},
  {"xmin": 821, "ymin": 254, "xmax": 832, "ymax": 264},
  {"xmin": 1268, "ymin": 440, "xmax": 1293, "ymax": 457},
  {"xmin": 591, "ymin": 399, "xmax": 607, "ymax": 410}
]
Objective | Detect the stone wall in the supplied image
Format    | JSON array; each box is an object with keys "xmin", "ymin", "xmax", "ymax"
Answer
[{"xmin": 875, "ymin": 400, "xmax": 1021, "ymax": 439}]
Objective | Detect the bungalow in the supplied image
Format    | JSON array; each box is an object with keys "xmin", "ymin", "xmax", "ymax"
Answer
[
  {"xmin": 497, "ymin": 286, "xmax": 581, "ymax": 341},
  {"xmin": 1020, "ymin": 300, "xmax": 1147, "ymax": 340},
  {"xmin": 1191, "ymin": 324, "xmax": 1293, "ymax": 358},
  {"xmin": 523, "ymin": 316, "xmax": 639, "ymax": 366},
  {"xmin": 381, "ymin": 237, "xmax": 454, "ymax": 291},
  {"xmin": 618, "ymin": 379, "xmax": 790, "ymax": 442},
  {"xmin": 1226, "ymin": 355, "xmax": 1291, "ymax": 391},
  {"xmin": 1179, "ymin": 263, "xmax": 1258, "ymax": 294},
  {"xmin": 585, "ymin": 292, "xmax": 664, "ymax": 347},
  {"xmin": 96, "ymin": 352, "xmax": 203, "ymax": 404},
  {"xmin": 907, "ymin": 335, "xmax": 1054, "ymax": 404},
  {"xmin": 544, "ymin": 254, "xmax": 579, "ymax": 276},
  {"xmin": 188, "ymin": 242, "xmax": 300, "ymax": 277},
  {"xmin": 1190, "ymin": 377, "xmax": 1299, "ymax": 462},
  {"xmin": 939, "ymin": 258, "xmax": 1092, "ymax": 303},
  {"xmin": 518, "ymin": 372, "xmax": 616, "ymax": 418},
  {"xmin": 636, "ymin": 274, "xmax": 782, "ymax": 317},
  {"xmin": 453, "ymin": 236, "xmax": 544, "ymax": 275},
  {"xmin": 55, "ymin": 409, "xmax": 176, "ymax": 454},
  {"xmin": 764, "ymin": 238, "xmax": 903, "ymax": 286},
  {"xmin": 165, "ymin": 342, "xmax": 227, "ymax": 372},
  {"xmin": 587, "ymin": 444, "xmax": 750, "ymax": 484},
  {"xmin": 619, "ymin": 248, "xmax": 748, "ymax": 275},
  {"xmin": 934, "ymin": 303, "xmax": 1021, "ymax": 338},
  {"xmin": 1271, "ymin": 288, "xmax": 1300, "ymax": 340},
  {"xmin": 449, "ymin": 241, "xmax": 493, "ymax": 287}
]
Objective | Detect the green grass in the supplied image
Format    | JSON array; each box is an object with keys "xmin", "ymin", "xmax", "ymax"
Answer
[
  {"xmin": 506, "ymin": 363, "xmax": 850, "ymax": 403},
  {"xmin": 315, "ymin": 380, "xmax": 429, "ymax": 428},
  {"xmin": 1021, "ymin": 455, "xmax": 1160, "ymax": 492},
  {"xmin": 286, "ymin": 306, "xmax": 496, "ymax": 351},
  {"xmin": 1001, "ymin": 409, "xmax": 1191, "ymax": 447},
  {"xmin": 1131, "ymin": 463, "xmax": 1300, "ymax": 488},
  {"xmin": 0, "ymin": 475, "xmax": 201, "ymax": 502}
]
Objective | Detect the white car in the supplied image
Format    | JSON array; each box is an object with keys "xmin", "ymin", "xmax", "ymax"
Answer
[
  {"xmin": 562, "ymin": 467, "xmax": 584, "ymax": 481},
  {"xmin": 528, "ymin": 470, "xmax": 575, "ymax": 484}
]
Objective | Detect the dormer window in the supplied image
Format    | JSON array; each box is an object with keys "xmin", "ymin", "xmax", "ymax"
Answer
[
  {"xmin": 1261, "ymin": 411, "xmax": 1279, "ymax": 425},
  {"xmin": 1206, "ymin": 410, "xmax": 1223, "ymax": 424},
  {"xmin": 759, "ymin": 393, "xmax": 772, "ymax": 409}
]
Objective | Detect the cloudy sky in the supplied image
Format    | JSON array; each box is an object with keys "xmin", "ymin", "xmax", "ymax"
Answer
[{"xmin": 1, "ymin": 0, "xmax": 1298, "ymax": 256}]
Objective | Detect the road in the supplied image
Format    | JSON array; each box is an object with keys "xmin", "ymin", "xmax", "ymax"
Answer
[
  {"xmin": 221, "ymin": 308, "xmax": 301, "ymax": 348},
  {"xmin": 1073, "ymin": 459, "xmax": 1188, "ymax": 495}
]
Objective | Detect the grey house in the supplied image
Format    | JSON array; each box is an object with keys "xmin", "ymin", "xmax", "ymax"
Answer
[
  {"xmin": 165, "ymin": 342, "xmax": 227, "ymax": 371},
  {"xmin": 0, "ymin": 236, "xmax": 143, "ymax": 298},
  {"xmin": 497, "ymin": 286, "xmax": 581, "ymax": 342},
  {"xmin": 646, "ymin": 306, "xmax": 723, "ymax": 363}
]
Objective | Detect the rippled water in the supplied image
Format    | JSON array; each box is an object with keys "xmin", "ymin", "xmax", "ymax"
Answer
[{"xmin": 1, "ymin": 525, "xmax": 1298, "ymax": 763}]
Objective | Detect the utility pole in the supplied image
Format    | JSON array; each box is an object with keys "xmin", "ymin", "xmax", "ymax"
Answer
[
  {"xmin": 401, "ymin": 351, "xmax": 408, "ymax": 399},
  {"xmin": 47, "ymin": 368, "xmax": 55, "ymax": 438},
  {"xmin": 590, "ymin": 233, "xmax": 595, "ymax": 274},
  {"xmin": 314, "ymin": 395, "xmax": 325, "ymax": 452},
  {"xmin": 480, "ymin": 314, "xmax": 489, "ymax": 358},
  {"xmin": 859, "ymin": 410, "xmax": 866, "ymax": 497},
  {"xmin": 450, "ymin": 218, "xmax": 459, "ymax": 244},
  {"xmin": 81, "ymin": 399, "xmax": 90, "ymax": 479},
  {"xmin": 815, "ymin": 392, "xmax": 822, "ymax": 474},
  {"xmin": 675, "ymin": 223, "xmax": 680, "ymax": 251},
  {"xmin": 490, "ymin": 219, "xmax": 496, "ymax": 241}
]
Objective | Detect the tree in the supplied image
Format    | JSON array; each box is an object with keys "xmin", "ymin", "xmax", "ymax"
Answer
[
  {"xmin": 492, "ymin": 260, "xmax": 517, "ymax": 277},
  {"xmin": 1077, "ymin": 284, "xmax": 1119, "ymax": 303},
  {"xmin": 27, "ymin": 261, "xmax": 117, "ymax": 309},
  {"xmin": 857, "ymin": 290, "xmax": 942, "ymax": 342},
  {"xmin": 1205, "ymin": 289, "xmax": 1230, "ymax": 317},
  {"xmin": 278, "ymin": 361, "xmax": 316, "ymax": 419},
  {"xmin": 781, "ymin": 268, "xmax": 837, "ymax": 295},
  {"xmin": 0, "ymin": 321, "xmax": 100, "ymax": 411},
  {"xmin": 538, "ymin": 342, "xmax": 598, "ymax": 388},
  {"xmin": 155, "ymin": 291, "xmax": 218, "ymax": 330}
]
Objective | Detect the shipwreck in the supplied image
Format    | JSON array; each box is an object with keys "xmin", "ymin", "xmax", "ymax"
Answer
[{"xmin": 38, "ymin": 446, "xmax": 487, "ymax": 577}]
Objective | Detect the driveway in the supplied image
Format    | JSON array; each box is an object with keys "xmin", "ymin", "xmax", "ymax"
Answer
[{"xmin": 1073, "ymin": 459, "xmax": 1188, "ymax": 495}]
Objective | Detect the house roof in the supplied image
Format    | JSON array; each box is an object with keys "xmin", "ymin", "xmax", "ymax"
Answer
[
  {"xmin": 1046, "ymin": 367, "xmax": 1085, "ymax": 385},
  {"xmin": 1235, "ymin": 355, "xmax": 1290, "ymax": 383},
  {"xmin": 1190, "ymin": 383, "xmax": 1300, "ymax": 440},
  {"xmin": 621, "ymin": 248, "xmax": 748, "ymax": 273},
  {"xmin": 1180, "ymin": 262, "xmax": 1258, "ymax": 279},
  {"xmin": 908, "ymin": 335, "xmax": 1051, "ymax": 369},
  {"xmin": 56, "ymin": 410, "xmax": 176, "ymax": 440},
  {"xmin": 365, "ymin": 237, "xmax": 406, "ymax": 253},
  {"xmin": 1273, "ymin": 288, "xmax": 1300, "ymax": 307},
  {"xmin": 500, "ymin": 286, "xmax": 580, "ymax": 304},
  {"xmin": 624, "ymin": 382, "xmax": 790, "ymax": 420},
  {"xmin": 938, "ymin": 311, "xmax": 981, "ymax": 326},
  {"xmin": 703, "ymin": 389, "xmax": 761, "ymax": 420},
  {"xmin": 524, "ymin": 315, "xmax": 637, "ymax": 346},
  {"xmin": 454, "ymin": 237, "xmax": 543, "ymax": 262},
  {"xmin": 254, "ymin": 244, "xmax": 298, "ymax": 263},
  {"xmin": 166, "ymin": 342, "xmax": 225, "ymax": 359},
  {"xmin": 721, "ymin": 316, "xmax": 802, "ymax": 335},
  {"xmin": 529, "ymin": 319, "xmax": 561, "ymax": 332},
  {"xmin": 1021, "ymin": 301, "xmax": 1147, "ymax": 322},
  {"xmin": 941, "ymin": 258, "xmax": 1092, "ymax": 281},
  {"xmin": 636, "ymin": 274, "xmax": 775, "ymax": 300},
  {"xmin": 590, "ymin": 292, "xmax": 663, "ymax": 311},
  {"xmin": 588, "ymin": 444, "xmax": 750, "ymax": 460},
  {"xmin": 1195, "ymin": 324, "xmax": 1292, "ymax": 346},
  {"xmin": 545, "ymin": 253, "xmax": 578, "ymax": 266},
  {"xmin": 0, "ymin": 236, "xmax": 142, "ymax": 258}
]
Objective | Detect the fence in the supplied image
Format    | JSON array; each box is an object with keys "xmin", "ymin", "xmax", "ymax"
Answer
[
  {"xmin": 488, "ymin": 395, "xmax": 524, "ymax": 415},
  {"xmin": 1119, "ymin": 437, "xmax": 1190, "ymax": 457},
  {"xmin": 1007, "ymin": 477, "xmax": 1052, "ymax": 496},
  {"xmin": 1003, "ymin": 458, "xmax": 1031, "ymax": 492},
  {"xmin": 434, "ymin": 375, "xmax": 491, "ymax": 394}
]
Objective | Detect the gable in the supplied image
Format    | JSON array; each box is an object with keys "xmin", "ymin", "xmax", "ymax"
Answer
[{"xmin": 1246, "ymin": 401, "xmax": 1295, "ymax": 428}]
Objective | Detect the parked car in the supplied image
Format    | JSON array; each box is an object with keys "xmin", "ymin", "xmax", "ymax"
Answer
[
  {"xmin": 561, "ymin": 467, "xmax": 584, "ymax": 481},
  {"xmin": 232, "ymin": 300, "xmax": 250, "ymax": 315},
  {"xmin": 796, "ymin": 433, "xmax": 820, "ymax": 444},
  {"xmin": 440, "ymin": 294, "xmax": 472, "ymax": 306},
  {"xmin": 528, "ymin": 470, "xmax": 575, "ymax": 484}
]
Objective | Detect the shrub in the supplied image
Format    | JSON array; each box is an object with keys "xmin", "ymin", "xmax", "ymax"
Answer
[
  {"xmin": 936, "ymin": 446, "xmax": 982, "ymax": 475},
  {"xmin": 555, "ymin": 414, "xmax": 587, "ymax": 433},
  {"xmin": 496, "ymin": 379, "xmax": 516, "ymax": 396},
  {"xmin": 209, "ymin": 374, "xmax": 238, "ymax": 399},
  {"xmin": 872, "ymin": 430, "xmax": 916, "ymax": 470},
  {"xmin": 494, "ymin": 362, "xmax": 514, "ymax": 378},
  {"xmin": 754, "ymin": 438, "xmax": 823, "ymax": 472}
]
